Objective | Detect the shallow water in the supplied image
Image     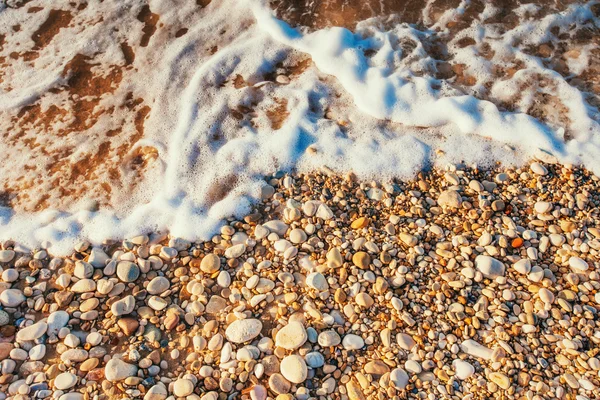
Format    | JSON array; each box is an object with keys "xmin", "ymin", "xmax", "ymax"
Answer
[{"xmin": 0, "ymin": 0, "xmax": 598, "ymax": 253}]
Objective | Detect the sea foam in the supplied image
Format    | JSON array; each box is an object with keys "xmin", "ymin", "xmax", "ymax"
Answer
[{"xmin": 0, "ymin": 0, "xmax": 598, "ymax": 254}]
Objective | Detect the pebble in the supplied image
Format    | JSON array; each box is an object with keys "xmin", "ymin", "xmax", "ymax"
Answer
[
  {"xmin": 352, "ymin": 252, "xmax": 370, "ymax": 268},
  {"xmin": 460, "ymin": 340, "xmax": 493, "ymax": 360},
  {"xmin": 0, "ymin": 288, "xmax": 25, "ymax": 307},
  {"xmin": 513, "ymin": 259, "xmax": 531, "ymax": 274},
  {"xmin": 16, "ymin": 321, "xmax": 47, "ymax": 342},
  {"xmin": 305, "ymin": 352, "xmax": 325, "ymax": 368},
  {"xmin": 538, "ymin": 288, "xmax": 554, "ymax": 304},
  {"xmin": 342, "ymin": 334, "xmax": 364, "ymax": 350},
  {"xmin": 489, "ymin": 372, "xmax": 510, "ymax": 389},
  {"xmin": 390, "ymin": 368, "xmax": 409, "ymax": 389},
  {"xmin": 0, "ymin": 249, "xmax": 15, "ymax": 263},
  {"xmin": 289, "ymin": 228, "xmax": 307, "ymax": 244},
  {"xmin": 116, "ymin": 261, "xmax": 140, "ymax": 282},
  {"xmin": 438, "ymin": 190, "xmax": 462, "ymax": 208},
  {"xmin": 396, "ymin": 333, "xmax": 416, "ymax": 350},
  {"xmin": 280, "ymin": 355, "xmax": 307, "ymax": 383},
  {"xmin": 200, "ymin": 254, "xmax": 221, "ymax": 273},
  {"xmin": 318, "ymin": 330, "xmax": 341, "ymax": 347},
  {"xmin": 173, "ymin": 378, "xmax": 194, "ymax": 397},
  {"xmin": 145, "ymin": 385, "xmax": 168, "ymax": 400},
  {"xmin": 475, "ymin": 255, "xmax": 505, "ymax": 279},
  {"xmin": 225, "ymin": 319, "xmax": 262, "ymax": 343},
  {"xmin": 569, "ymin": 256, "xmax": 589, "ymax": 272},
  {"xmin": 104, "ymin": 358, "xmax": 138, "ymax": 382},
  {"xmin": 54, "ymin": 372, "xmax": 77, "ymax": 390},
  {"xmin": 71, "ymin": 279, "xmax": 96, "ymax": 293},
  {"xmin": 530, "ymin": 162, "xmax": 548, "ymax": 175},
  {"xmin": 306, "ymin": 272, "xmax": 328, "ymax": 291},
  {"xmin": 111, "ymin": 295, "xmax": 136, "ymax": 316},
  {"xmin": 453, "ymin": 359, "xmax": 475, "ymax": 379},
  {"xmin": 147, "ymin": 276, "xmax": 170, "ymax": 294},
  {"xmin": 275, "ymin": 321, "xmax": 307, "ymax": 350}
]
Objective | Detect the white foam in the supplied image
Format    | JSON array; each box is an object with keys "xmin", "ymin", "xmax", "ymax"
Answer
[{"xmin": 0, "ymin": 0, "xmax": 599, "ymax": 254}]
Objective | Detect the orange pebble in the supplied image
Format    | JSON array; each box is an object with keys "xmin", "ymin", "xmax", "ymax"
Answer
[{"xmin": 512, "ymin": 238, "xmax": 523, "ymax": 248}]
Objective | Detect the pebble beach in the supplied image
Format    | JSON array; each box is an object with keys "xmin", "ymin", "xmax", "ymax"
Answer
[{"xmin": 1, "ymin": 162, "xmax": 600, "ymax": 400}]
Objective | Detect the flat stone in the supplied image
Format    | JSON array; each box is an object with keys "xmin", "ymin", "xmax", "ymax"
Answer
[
  {"xmin": 147, "ymin": 277, "xmax": 170, "ymax": 294},
  {"xmin": 16, "ymin": 321, "xmax": 47, "ymax": 342},
  {"xmin": 569, "ymin": 256, "xmax": 589, "ymax": 272},
  {"xmin": 54, "ymin": 372, "xmax": 77, "ymax": 390},
  {"xmin": 263, "ymin": 220, "xmax": 289, "ymax": 236},
  {"xmin": 305, "ymin": 352, "xmax": 325, "ymax": 368},
  {"xmin": 475, "ymin": 255, "xmax": 505, "ymax": 279},
  {"xmin": 460, "ymin": 339, "xmax": 493, "ymax": 360},
  {"xmin": 0, "ymin": 289, "xmax": 25, "ymax": 307},
  {"xmin": 355, "ymin": 293, "xmax": 373, "ymax": 308},
  {"xmin": 280, "ymin": 355, "xmax": 307, "ymax": 383},
  {"xmin": 318, "ymin": 330, "xmax": 341, "ymax": 347},
  {"xmin": 71, "ymin": 279, "xmax": 96, "ymax": 293},
  {"xmin": 116, "ymin": 261, "xmax": 140, "ymax": 283},
  {"xmin": 225, "ymin": 319, "xmax": 262, "ymax": 343},
  {"xmin": 364, "ymin": 360, "xmax": 390, "ymax": 376},
  {"xmin": 275, "ymin": 321, "xmax": 307, "ymax": 350},
  {"xmin": 224, "ymin": 244, "xmax": 246, "ymax": 259},
  {"xmin": 396, "ymin": 333, "xmax": 416, "ymax": 351},
  {"xmin": 29, "ymin": 344, "xmax": 46, "ymax": 361},
  {"xmin": 148, "ymin": 296, "xmax": 167, "ymax": 311},
  {"xmin": 513, "ymin": 259, "xmax": 531, "ymax": 274},
  {"xmin": 489, "ymin": 371, "xmax": 510, "ymax": 389},
  {"xmin": 104, "ymin": 358, "xmax": 138, "ymax": 382}
]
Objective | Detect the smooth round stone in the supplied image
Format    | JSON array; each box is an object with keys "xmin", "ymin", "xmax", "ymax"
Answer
[
  {"xmin": 530, "ymin": 162, "xmax": 548, "ymax": 175},
  {"xmin": 352, "ymin": 252, "xmax": 370, "ymax": 269},
  {"xmin": 147, "ymin": 277, "xmax": 170, "ymax": 294},
  {"xmin": 59, "ymin": 394, "xmax": 83, "ymax": 400},
  {"xmin": 475, "ymin": 255, "xmax": 505, "ymax": 279},
  {"xmin": 397, "ymin": 333, "xmax": 416, "ymax": 351},
  {"xmin": 306, "ymin": 272, "xmax": 328, "ymax": 291},
  {"xmin": 305, "ymin": 352, "xmax": 325, "ymax": 368},
  {"xmin": 513, "ymin": 259, "xmax": 531, "ymax": 274},
  {"xmin": 0, "ymin": 289, "xmax": 25, "ymax": 307},
  {"xmin": 249, "ymin": 385, "xmax": 267, "ymax": 400},
  {"xmin": 111, "ymin": 295, "xmax": 136, "ymax": 316},
  {"xmin": 268, "ymin": 373, "xmax": 291, "ymax": 395},
  {"xmin": 390, "ymin": 368, "xmax": 409, "ymax": 389},
  {"xmin": 16, "ymin": 321, "xmax": 47, "ymax": 342},
  {"xmin": 318, "ymin": 330, "xmax": 341, "ymax": 347},
  {"xmin": 116, "ymin": 261, "xmax": 140, "ymax": 283},
  {"xmin": 71, "ymin": 279, "xmax": 96, "ymax": 293},
  {"xmin": 1, "ymin": 269, "xmax": 18, "ymax": 282},
  {"xmin": 86, "ymin": 332, "xmax": 103, "ymax": 346},
  {"xmin": 173, "ymin": 378, "xmax": 194, "ymax": 397},
  {"xmin": 54, "ymin": 372, "xmax": 77, "ymax": 390},
  {"xmin": 104, "ymin": 358, "xmax": 138, "ymax": 382},
  {"xmin": 342, "ymin": 334, "xmax": 364, "ymax": 350},
  {"xmin": 289, "ymin": 228, "xmax": 307, "ymax": 244},
  {"xmin": 405, "ymin": 360, "xmax": 422, "ymax": 374},
  {"xmin": 144, "ymin": 384, "xmax": 168, "ymax": 400},
  {"xmin": 225, "ymin": 319, "xmax": 262, "ymax": 343},
  {"xmin": 280, "ymin": 355, "xmax": 307, "ymax": 383},
  {"xmin": 534, "ymin": 201, "xmax": 552, "ymax": 214},
  {"xmin": 538, "ymin": 288, "xmax": 555, "ymax": 304},
  {"xmin": 61, "ymin": 349, "xmax": 88, "ymax": 363},
  {"xmin": 438, "ymin": 190, "xmax": 462, "ymax": 208},
  {"xmin": 355, "ymin": 293, "xmax": 374, "ymax": 308},
  {"xmin": 74, "ymin": 261, "xmax": 93, "ymax": 279},
  {"xmin": 453, "ymin": 359, "xmax": 475, "ymax": 380},
  {"xmin": 216, "ymin": 271, "xmax": 231, "ymax": 288},
  {"xmin": 224, "ymin": 244, "xmax": 246, "ymax": 259},
  {"xmin": 275, "ymin": 321, "xmax": 307, "ymax": 350},
  {"xmin": 569, "ymin": 256, "xmax": 589, "ymax": 272},
  {"xmin": 148, "ymin": 296, "xmax": 167, "ymax": 311},
  {"xmin": 200, "ymin": 254, "xmax": 221, "ymax": 273},
  {"xmin": 29, "ymin": 344, "xmax": 46, "ymax": 361},
  {"xmin": 0, "ymin": 250, "xmax": 15, "ymax": 263},
  {"xmin": 365, "ymin": 360, "xmax": 390, "ymax": 376}
]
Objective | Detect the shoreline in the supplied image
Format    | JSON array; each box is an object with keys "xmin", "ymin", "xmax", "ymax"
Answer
[{"xmin": 0, "ymin": 162, "xmax": 599, "ymax": 399}]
